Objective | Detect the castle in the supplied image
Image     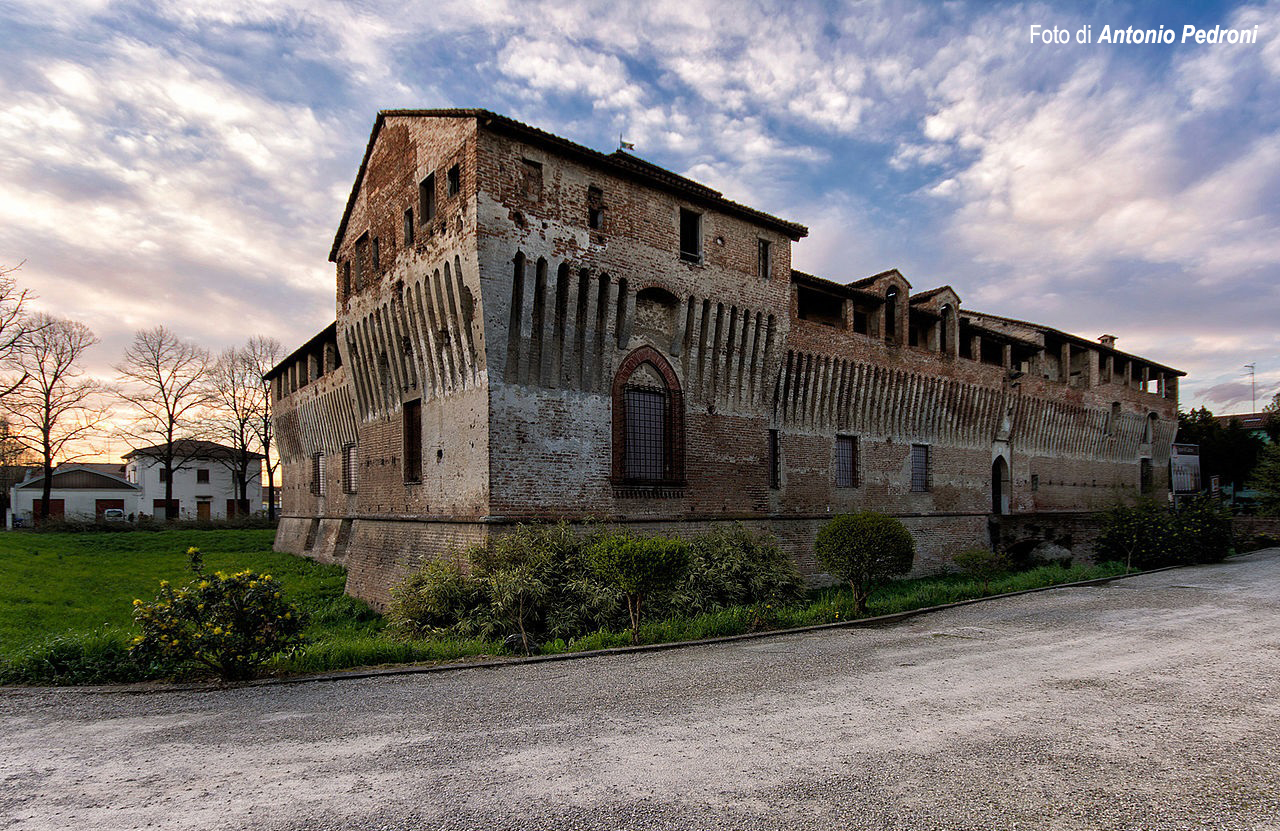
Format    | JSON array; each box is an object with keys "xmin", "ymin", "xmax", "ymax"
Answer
[{"xmin": 266, "ymin": 110, "xmax": 1182, "ymax": 609}]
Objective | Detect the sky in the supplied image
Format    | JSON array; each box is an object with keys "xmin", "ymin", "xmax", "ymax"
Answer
[{"xmin": 1, "ymin": 0, "xmax": 1278, "ymax": 445}]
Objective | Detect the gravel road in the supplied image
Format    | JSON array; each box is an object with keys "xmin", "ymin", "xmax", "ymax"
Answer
[{"xmin": 3, "ymin": 550, "xmax": 1279, "ymax": 831}]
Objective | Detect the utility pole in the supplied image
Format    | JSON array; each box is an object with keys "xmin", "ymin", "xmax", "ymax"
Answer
[{"xmin": 1245, "ymin": 363, "xmax": 1256, "ymax": 413}]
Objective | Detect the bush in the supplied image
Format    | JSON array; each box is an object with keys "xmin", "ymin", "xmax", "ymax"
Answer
[
  {"xmin": 951, "ymin": 547, "xmax": 1012, "ymax": 592},
  {"xmin": 387, "ymin": 558, "xmax": 489, "ymax": 638},
  {"xmin": 387, "ymin": 524, "xmax": 624, "ymax": 650},
  {"xmin": 1171, "ymin": 496, "xmax": 1233, "ymax": 564},
  {"xmin": 130, "ymin": 547, "xmax": 307, "ymax": 681},
  {"xmin": 589, "ymin": 535, "xmax": 690, "ymax": 643},
  {"xmin": 1096, "ymin": 501, "xmax": 1175, "ymax": 570},
  {"xmin": 1096, "ymin": 497, "xmax": 1233, "ymax": 569},
  {"xmin": 0, "ymin": 628, "xmax": 170, "ymax": 685},
  {"xmin": 665, "ymin": 525, "xmax": 804, "ymax": 617},
  {"xmin": 814, "ymin": 512, "xmax": 915, "ymax": 613}
]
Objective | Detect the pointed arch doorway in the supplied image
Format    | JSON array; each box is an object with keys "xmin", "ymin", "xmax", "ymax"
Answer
[{"xmin": 991, "ymin": 456, "xmax": 1011, "ymax": 515}]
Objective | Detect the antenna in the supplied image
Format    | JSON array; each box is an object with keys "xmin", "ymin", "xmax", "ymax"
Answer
[{"xmin": 1244, "ymin": 363, "xmax": 1257, "ymax": 413}]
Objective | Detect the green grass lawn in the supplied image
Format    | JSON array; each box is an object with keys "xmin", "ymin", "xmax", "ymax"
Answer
[
  {"xmin": 0, "ymin": 528, "xmax": 1131, "ymax": 685},
  {"xmin": 0, "ymin": 529, "xmax": 358, "ymax": 656}
]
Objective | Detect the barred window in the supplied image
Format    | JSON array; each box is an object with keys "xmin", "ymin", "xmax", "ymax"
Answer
[
  {"xmin": 342, "ymin": 443, "xmax": 358, "ymax": 494},
  {"xmin": 836, "ymin": 435, "xmax": 858, "ymax": 487},
  {"xmin": 611, "ymin": 348, "xmax": 684, "ymax": 491},
  {"xmin": 311, "ymin": 453, "xmax": 326, "ymax": 496},
  {"xmin": 910, "ymin": 444, "xmax": 930, "ymax": 492},
  {"xmin": 624, "ymin": 387, "xmax": 666, "ymax": 481}
]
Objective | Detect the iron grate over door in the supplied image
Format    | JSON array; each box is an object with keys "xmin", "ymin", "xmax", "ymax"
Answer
[{"xmin": 624, "ymin": 386, "xmax": 666, "ymax": 481}]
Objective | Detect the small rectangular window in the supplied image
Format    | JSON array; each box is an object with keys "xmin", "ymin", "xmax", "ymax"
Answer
[
  {"xmin": 1031, "ymin": 473, "xmax": 1040, "ymax": 492},
  {"xmin": 757, "ymin": 239, "xmax": 771, "ymax": 280},
  {"xmin": 768, "ymin": 429, "xmax": 780, "ymax": 490},
  {"xmin": 836, "ymin": 436, "xmax": 858, "ymax": 487},
  {"xmin": 910, "ymin": 444, "xmax": 931, "ymax": 492},
  {"xmin": 342, "ymin": 443, "xmax": 358, "ymax": 494},
  {"xmin": 403, "ymin": 399, "xmax": 422, "ymax": 483},
  {"xmin": 588, "ymin": 185, "xmax": 604, "ymax": 230},
  {"xmin": 159, "ymin": 467, "xmax": 170, "ymax": 483},
  {"xmin": 311, "ymin": 453, "xmax": 326, "ymax": 496},
  {"xmin": 447, "ymin": 164, "xmax": 460, "ymax": 197},
  {"xmin": 353, "ymin": 233, "xmax": 369, "ymax": 289},
  {"xmin": 1140, "ymin": 458, "xmax": 1153, "ymax": 494},
  {"xmin": 196, "ymin": 468, "xmax": 209, "ymax": 484},
  {"xmin": 342, "ymin": 261, "xmax": 351, "ymax": 297},
  {"xmin": 372, "ymin": 237, "xmax": 380, "ymax": 271},
  {"xmin": 522, "ymin": 159, "xmax": 543, "ymax": 201},
  {"xmin": 404, "ymin": 208, "xmax": 414, "ymax": 245},
  {"xmin": 420, "ymin": 173, "xmax": 436, "ymax": 222},
  {"xmin": 679, "ymin": 208, "xmax": 702, "ymax": 262}
]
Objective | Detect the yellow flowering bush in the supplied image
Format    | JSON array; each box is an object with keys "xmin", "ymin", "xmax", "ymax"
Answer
[{"xmin": 131, "ymin": 547, "xmax": 306, "ymax": 681}]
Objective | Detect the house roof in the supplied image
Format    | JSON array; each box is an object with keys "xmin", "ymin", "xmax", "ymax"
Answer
[
  {"xmin": 791, "ymin": 270, "xmax": 884, "ymax": 303},
  {"xmin": 16, "ymin": 465, "xmax": 137, "ymax": 491},
  {"xmin": 1213, "ymin": 412, "xmax": 1272, "ymax": 430},
  {"xmin": 123, "ymin": 439, "xmax": 265, "ymax": 462},
  {"xmin": 909, "ymin": 286, "xmax": 957, "ymax": 304},
  {"xmin": 329, "ymin": 109, "xmax": 809, "ymax": 261},
  {"xmin": 72, "ymin": 461, "xmax": 128, "ymax": 476}
]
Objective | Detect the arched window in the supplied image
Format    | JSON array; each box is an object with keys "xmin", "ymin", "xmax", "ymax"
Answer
[{"xmin": 612, "ymin": 346, "xmax": 684, "ymax": 488}]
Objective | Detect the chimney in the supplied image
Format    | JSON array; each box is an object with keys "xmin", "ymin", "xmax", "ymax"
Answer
[{"xmin": 1098, "ymin": 334, "xmax": 1117, "ymax": 348}]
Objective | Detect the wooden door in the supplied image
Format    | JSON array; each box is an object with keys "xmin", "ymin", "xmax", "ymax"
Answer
[{"xmin": 196, "ymin": 501, "xmax": 211, "ymax": 521}]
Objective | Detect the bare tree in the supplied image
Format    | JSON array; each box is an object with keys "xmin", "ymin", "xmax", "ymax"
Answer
[
  {"xmin": 0, "ymin": 417, "xmax": 40, "ymax": 520},
  {"xmin": 115, "ymin": 326, "xmax": 212, "ymax": 520},
  {"xmin": 0, "ymin": 261, "xmax": 35, "ymax": 400},
  {"xmin": 5, "ymin": 314, "xmax": 108, "ymax": 524},
  {"xmin": 207, "ymin": 345, "xmax": 267, "ymax": 517},
  {"xmin": 241, "ymin": 336, "xmax": 282, "ymax": 520}
]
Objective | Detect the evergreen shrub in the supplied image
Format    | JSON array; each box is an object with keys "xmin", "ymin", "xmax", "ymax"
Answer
[{"xmin": 814, "ymin": 512, "xmax": 915, "ymax": 613}]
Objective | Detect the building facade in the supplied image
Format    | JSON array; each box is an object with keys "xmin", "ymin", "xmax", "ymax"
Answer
[
  {"xmin": 268, "ymin": 110, "xmax": 1182, "ymax": 609},
  {"xmin": 123, "ymin": 440, "xmax": 264, "ymax": 521},
  {"xmin": 9, "ymin": 464, "xmax": 139, "ymax": 525}
]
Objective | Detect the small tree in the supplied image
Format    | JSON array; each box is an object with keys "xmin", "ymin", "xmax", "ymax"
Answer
[
  {"xmin": 241, "ymin": 336, "xmax": 282, "ymax": 520},
  {"xmin": 207, "ymin": 346, "xmax": 268, "ymax": 516},
  {"xmin": 130, "ymin": 547, "xmax": 306, "ymax": 681},
  {"xmin": 952, "ymin": 547, "xmax": 1012, "ymax": 593},
  {"xmin": 589, "ymin": 535, "xmax": 689, "ymax": 644},
  {"xmin": 814, "ymin": 512, "xmax": 916, "ymax": 613},
  {"xmin": 115, "ymin": 326, "xmax": 213, "ymax": 518},
  {"xmin": 0, "ymin": 261, "xmax": 35, "ymax": 401},
  {"xmin": 1095, "ymin": 501, "xmax": 1175, "ymax": 571},
  {"xmin": 5, "ymin": 314, "xmax": 108, "ymax": 525},
  {"xmin": 1252, "ymin": 443, "xmax": 1280, "ymax": 516}
]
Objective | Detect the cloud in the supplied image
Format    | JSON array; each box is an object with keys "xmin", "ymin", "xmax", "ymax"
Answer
[{"xmin": 1, "ymin": 0, "xmax": 1277, "ymax": 437}]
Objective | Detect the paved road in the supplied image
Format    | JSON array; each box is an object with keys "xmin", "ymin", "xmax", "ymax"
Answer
[{"xmin": 3, "ymin": 551, "xmax": 1280, "ymax": 831}]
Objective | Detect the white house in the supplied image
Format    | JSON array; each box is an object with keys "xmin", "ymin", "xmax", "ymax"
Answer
[
  {"xmin": 9, "ymin": 464, "xmax": 140, "ymax": 525},
  {"xmin": 123, "ymin": 440, "xmax": 264, "ymax": 521}
]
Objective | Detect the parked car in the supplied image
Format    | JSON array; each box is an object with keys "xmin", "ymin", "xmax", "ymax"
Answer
[{"xmin": 102, "ymin": 508, "xmax": 127, "ymax": 522}]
